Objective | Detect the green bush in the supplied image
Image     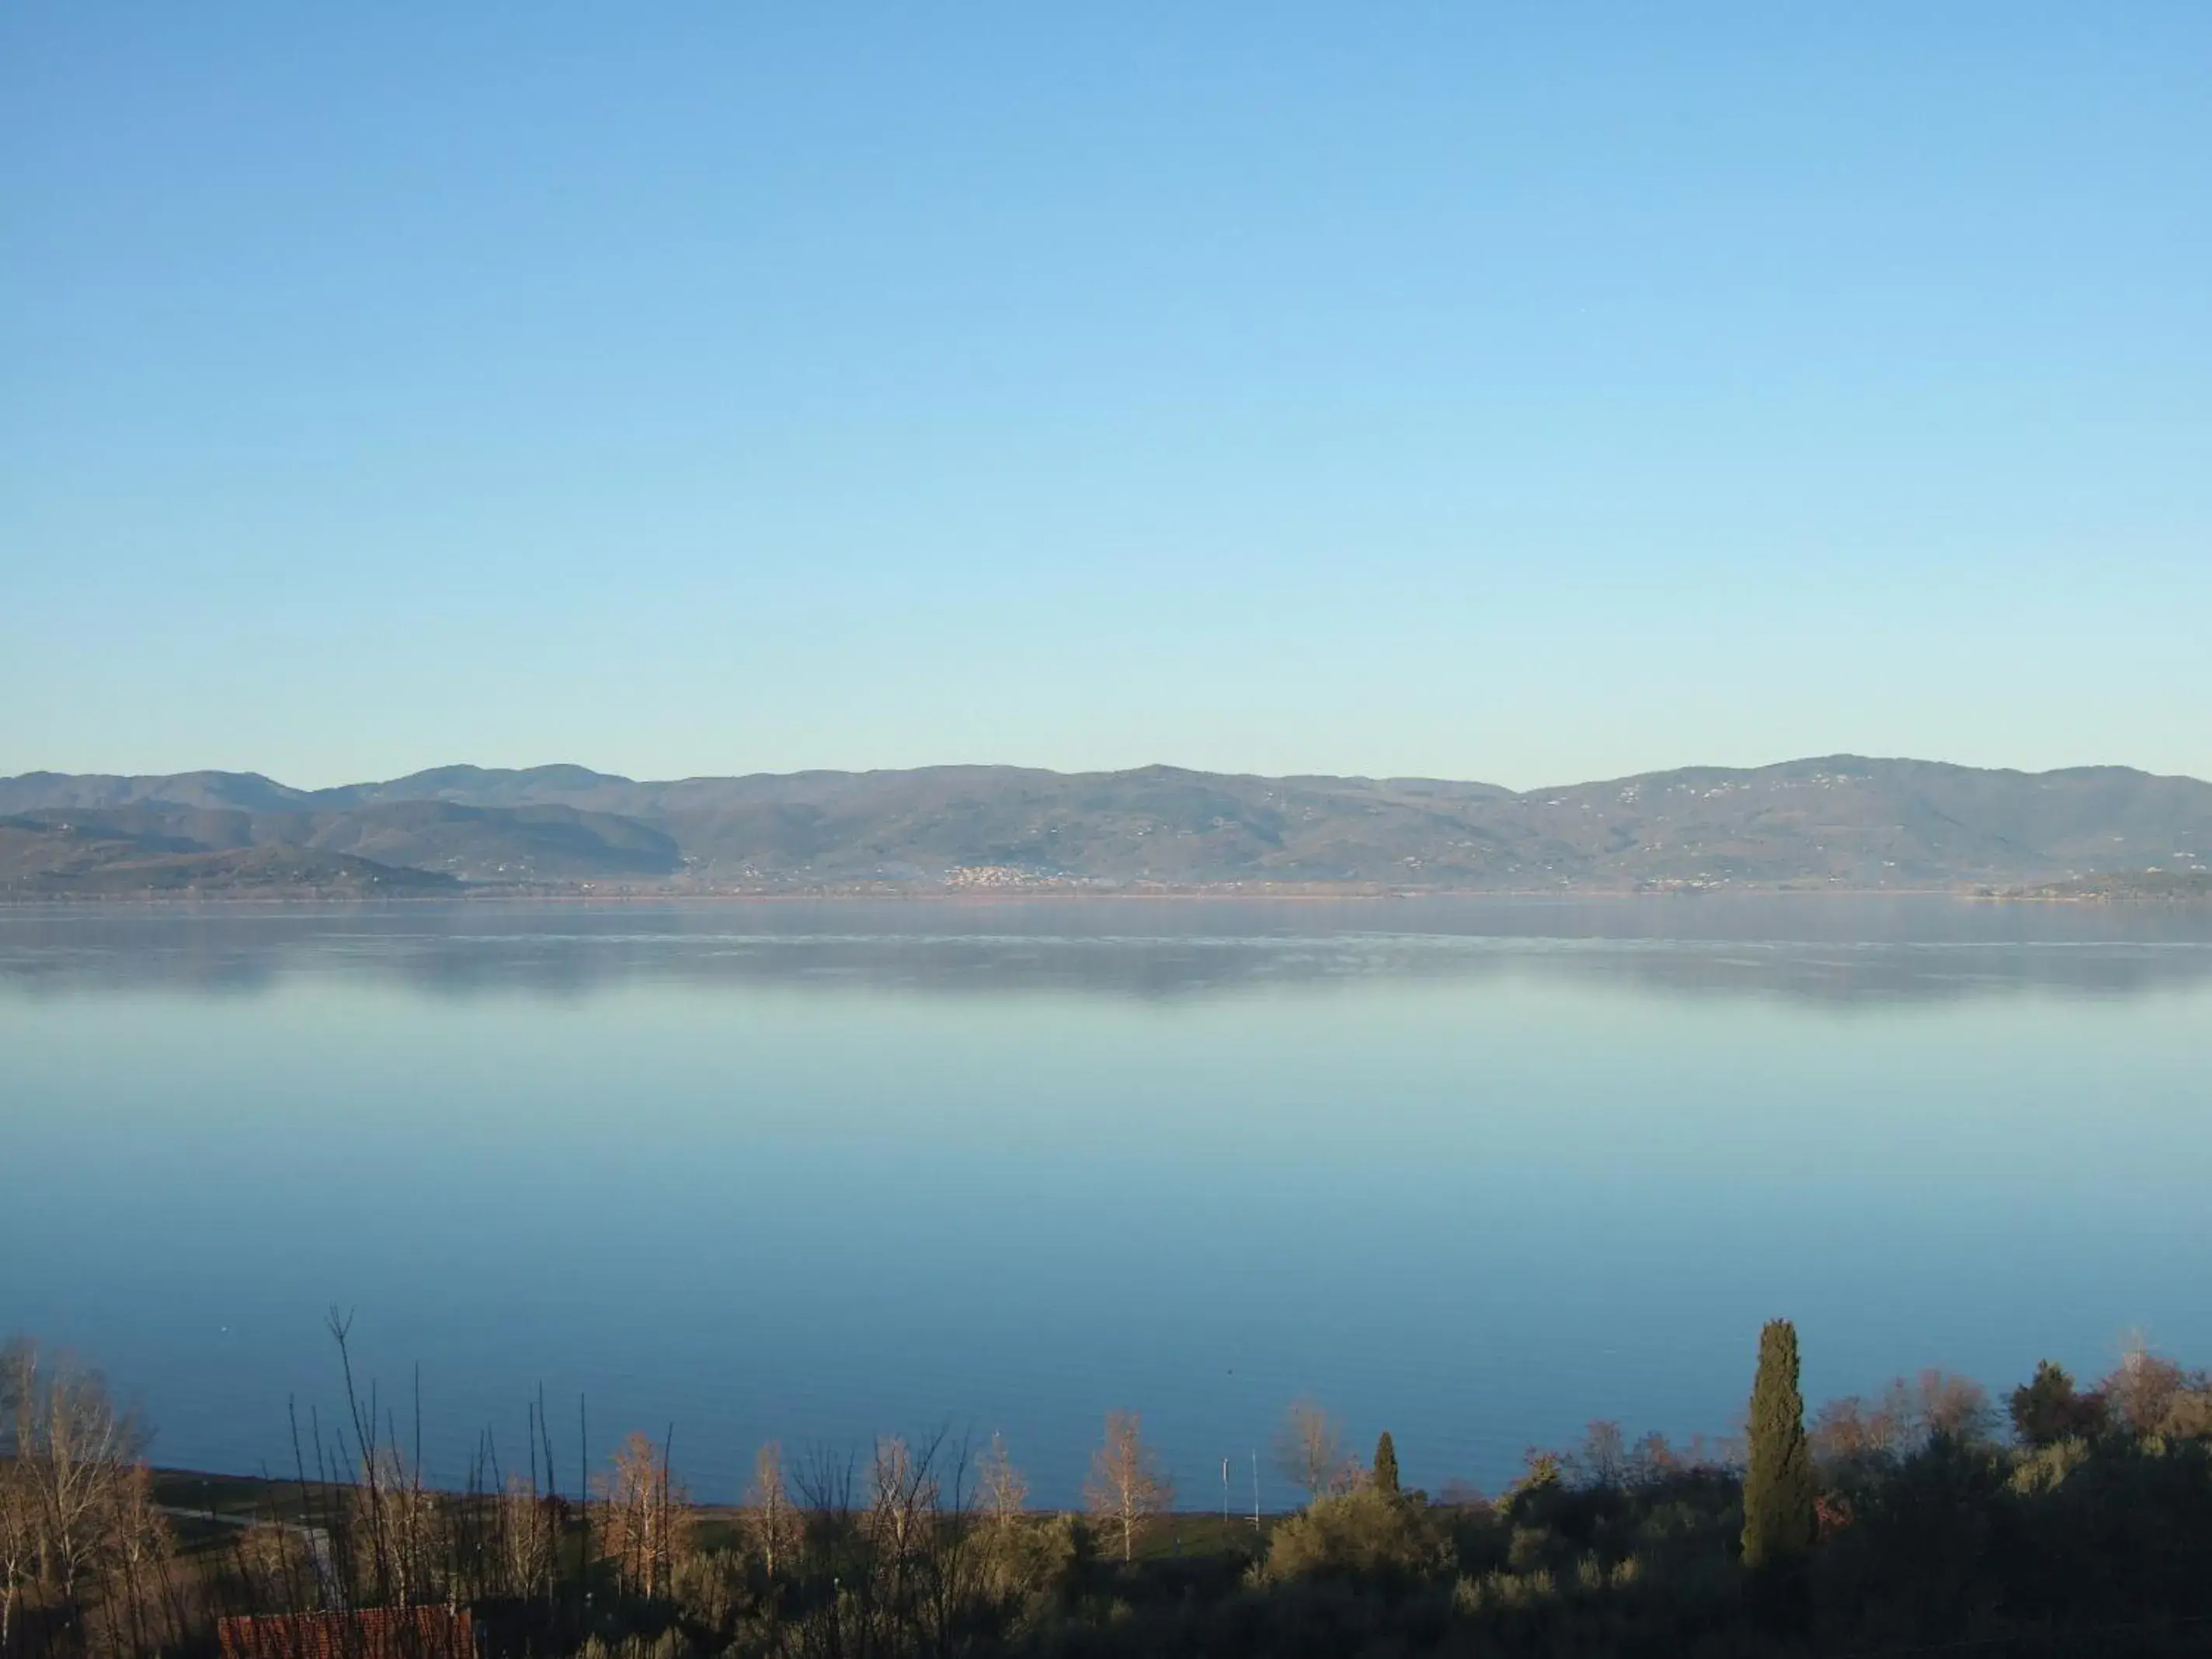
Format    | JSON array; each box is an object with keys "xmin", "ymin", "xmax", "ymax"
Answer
[{"xmin": 1260, "ymin": 1488, "xmax": 1449, "ymax": 1584}]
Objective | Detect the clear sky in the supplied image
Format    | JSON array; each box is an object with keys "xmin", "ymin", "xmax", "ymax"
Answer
[{"xmin": 5, "ymin": 3, "xmax": 2207, "ymax": 790}]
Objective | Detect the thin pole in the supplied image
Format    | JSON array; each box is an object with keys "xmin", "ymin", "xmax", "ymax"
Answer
[
  {"xmin": 579, "ymin": 1393, "xmax": 591, "ymax": 1614},
  {"xmin": 1250, "ymin": 1450, "xmax": 1260, "ymax": 1532}
]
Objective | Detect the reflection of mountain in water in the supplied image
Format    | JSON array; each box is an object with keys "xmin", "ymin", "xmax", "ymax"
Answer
[{"xmin": 5, "ymin": 899, "xmax": 2212, "ymax": 1005}]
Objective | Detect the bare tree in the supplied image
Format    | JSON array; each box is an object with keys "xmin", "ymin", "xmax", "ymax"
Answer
[
  {"xmin": 596, "ymin": 1430, "xmax": 690, "ymax": 1599},
  {"xmin": 317, "ymin": 1311, "xmax": 440, "ymax": 1612},
  {"xmin": 1626, "ymin": 1431, "xmax": 1680, "ymax": 1485},
  {"xmin": 0, "ymin": 1337, "xmax": 158, "ymax": 1629},
  {"xmin": 344, "ymin": 1444, "xmax": 442, "ymax": 1609},
  {"xmin": 0, "ymin": 1452, "xmax": 32, "ymax": 1656},
  {"xmin": 1913, "ymin": 1370, "xmax": 1993, "ymax": 1443},
  {"xmin": 0, "ymin": 1348, "xmax": 26, "ymax": 1652},
  {"xmin": 496, "ymin": 1472, "xmax": 559, "ymax": 1602},
  {"xmin": 1577, "ymin": 1421, "xmax": 1629, "ymax": 1489},
  {"xmin": 96, "ymin": 1460, "xmax": 176, "ymax": 1657},
  {"xmin": 976, "ymin": 1432, "xmax": 1028, "ymax": 1530},
  {"xmin": 2102, "ymin": 1339, "xmax": 2189, "ymax": 1436},
  {"xmin": 1276, "ymin": 1399, "xmax": 1348, "ymax": 1503},
  {"xmin": 235, "ymin": 1520, "xmax": 319, "ymax": 1609},
  {"xmin": 867, "ymin": 1437, "xmax": 940, "ymax": 1567},
  {"xmin": 1084, "ymin": 1412, "xmax": 1171, "ymax": 1563},
  {"xmin": 743, "ymin": 1441, "xmax": 799, "ymax": 1581},
  {"xmin": 1810, "ymin": 1396, "xmax": 1891, "ymax": 1465}
]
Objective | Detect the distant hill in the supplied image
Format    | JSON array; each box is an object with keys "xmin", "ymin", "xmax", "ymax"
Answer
[
  {"xmin": 7, "ymin": 800, "xmax": 679, "ymax": 883},
  {"xmin": 0, "ymin": 770, "xmax": 316, "ymax": 815},
  {"xmin": 0, "ymin": 819, "xmax": 459, "ymax": 897},
  {"xmin": 2, "ymin": 757, "xmax": 2208, "ymax": 892}
]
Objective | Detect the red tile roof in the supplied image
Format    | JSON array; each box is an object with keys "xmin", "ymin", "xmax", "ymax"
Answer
[{"xmin": 217, "ymin": 1609, "xmax": 476, "ymax": 1659}]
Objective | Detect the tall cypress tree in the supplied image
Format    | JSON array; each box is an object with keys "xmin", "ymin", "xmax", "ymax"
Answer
[
  {"xmin": 1741, "ymin": 1319, "xmax": 1816, "ymax": 1570},
  {"xmin": 1372, "ymin": 1431, "xmax": 1400, "ymax": 1497}
]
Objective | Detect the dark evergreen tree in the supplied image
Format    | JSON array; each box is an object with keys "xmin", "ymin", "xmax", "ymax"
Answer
[
  {"xmin": 2010, "ymin": 1359, "xmax": 2107, "ymax": 1446},
  {"xmin": 1741, "ymin": 1319, "xmax": 1816, "ymax": 1571},
  {"xmin": 1371, "ymin": 1431, "xmax": 1400, "ymax": 1497}
]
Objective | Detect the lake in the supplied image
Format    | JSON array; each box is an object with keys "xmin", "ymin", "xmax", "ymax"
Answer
[{"xmin": 2, "ymin": 896, "xmax": 2208, "ymax": 1508}]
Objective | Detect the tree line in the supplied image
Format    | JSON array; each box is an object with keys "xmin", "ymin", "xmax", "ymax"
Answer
[{"xmin": 6, "ymin": 1317, "xmax": 2212, "ymax": 1657}]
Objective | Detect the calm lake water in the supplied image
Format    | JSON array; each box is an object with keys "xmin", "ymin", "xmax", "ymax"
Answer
[{"xmin": 3, "ymin": 897, "xmax": 2209, "ymax": 1506}]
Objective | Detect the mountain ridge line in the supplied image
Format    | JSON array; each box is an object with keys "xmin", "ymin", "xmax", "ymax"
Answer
[{"xmin": 4, "ymin": 755, "xmax": 2209, "ymax": 892}]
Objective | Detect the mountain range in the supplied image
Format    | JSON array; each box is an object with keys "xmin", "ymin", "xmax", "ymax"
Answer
[{"xmin": 3, "ymin": 756, "xmax": 2209, "ymax": 895}]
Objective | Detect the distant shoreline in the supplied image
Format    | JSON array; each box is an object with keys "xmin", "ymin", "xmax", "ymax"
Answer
[
  {"xmin": 9, "ymin": 756, "xmax": 2209, "ymax": 903},
  {"xmin": 0, "ymin": 882, "xmax": 1998, "ymax": 907}
]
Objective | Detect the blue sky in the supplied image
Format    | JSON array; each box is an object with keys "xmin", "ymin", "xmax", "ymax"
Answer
[{"xmin": 5, "ymin": 3, "xmax": 2207, "ymax": 788}]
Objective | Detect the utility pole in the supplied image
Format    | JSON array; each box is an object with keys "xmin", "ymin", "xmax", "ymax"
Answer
[
  {"xmin": 1221, "ymin": 1458, "xmax": 1229, "ymax": 1529},
  {"xmin": 1250, "ymin": 1449, "xmax": 1261, "ymax": 1532}
]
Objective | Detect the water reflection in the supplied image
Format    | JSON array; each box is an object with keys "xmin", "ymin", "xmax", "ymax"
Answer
[
  {"xmin": 2, "ymin": 897, "xmax": 2210, "ymax": 1004},
  {"xmin": 4, "ymin": 897, "xmax": 2210, "ymax": 1504}
]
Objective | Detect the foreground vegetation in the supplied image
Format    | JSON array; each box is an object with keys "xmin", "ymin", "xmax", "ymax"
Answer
[{"xmin": 7, "ymin": 1320, "xmax": 2212, "ymax": 1658}]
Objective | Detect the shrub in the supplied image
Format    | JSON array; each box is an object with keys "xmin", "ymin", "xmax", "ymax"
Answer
[{"xmin": 1261, "ymin": 1487, "xmax": 1447, "ymax": 1584}]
